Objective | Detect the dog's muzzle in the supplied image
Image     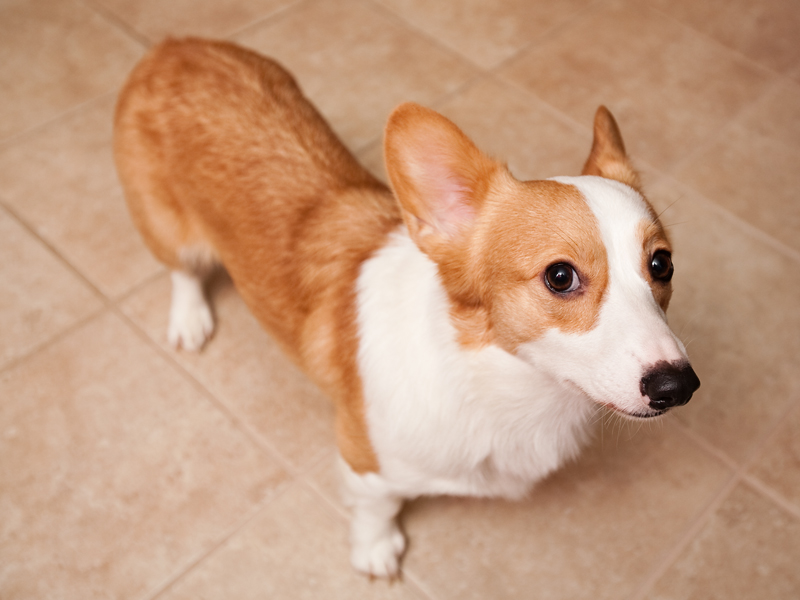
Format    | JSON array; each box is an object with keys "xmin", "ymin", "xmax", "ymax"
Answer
[{"xmin": 640, "ymin": 361, "xmax": 700, "ymax": 410}]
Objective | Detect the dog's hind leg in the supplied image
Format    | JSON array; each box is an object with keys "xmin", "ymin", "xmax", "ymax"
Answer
[
  {"xmin": 168, "ymin": 269, "xmax": 214, "ymax": 351},
  {"xmin": 167, "ymin": 245, "xmax": 218, "ymax": 352}
]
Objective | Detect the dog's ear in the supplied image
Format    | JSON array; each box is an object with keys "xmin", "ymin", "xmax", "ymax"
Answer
[
  {"xmin": 582, "ymin": 106, "xmax": 641, "ymax": 192},
  {"xmin": 384, "ymin": 103, "xmax": 501, "ymax": 259}
]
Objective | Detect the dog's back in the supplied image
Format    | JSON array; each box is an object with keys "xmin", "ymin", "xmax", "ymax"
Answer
[{"xmin": 114, "ymin": 38, "xmax": 399, "ymax": 472}]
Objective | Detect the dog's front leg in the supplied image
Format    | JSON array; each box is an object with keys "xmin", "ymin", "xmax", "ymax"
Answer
[{"xmin": 338, "ymin": 456, "xmax": 406, "ymax": 578}]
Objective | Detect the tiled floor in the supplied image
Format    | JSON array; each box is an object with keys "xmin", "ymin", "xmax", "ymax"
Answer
[{"xmin": 1, "ymin": 0, "xmax": 799, "ymax": 597}]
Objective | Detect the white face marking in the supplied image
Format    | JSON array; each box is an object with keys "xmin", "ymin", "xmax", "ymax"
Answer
[{"xmin": 517, "ymin": 176, "xmax": 688, "ymax": 417}]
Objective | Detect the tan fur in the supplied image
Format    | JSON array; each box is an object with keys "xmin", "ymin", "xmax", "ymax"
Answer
[
  {"xmin": 114, "ymin": 38, "xmax": 401, "ymax": 473},
  {"xmin": 582, "ymin": 105, "xmax": 642, "ymax": 191},
  {"xmin": 384, "ymin": 105, "xmax": 609, "ymax": 353},
  {"xmin": 638, "ymin": 220, "xmax": 673, "ymax": 311}
]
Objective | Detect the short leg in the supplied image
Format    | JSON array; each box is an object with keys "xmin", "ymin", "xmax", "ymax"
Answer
[
  {"xmin": 339, "ymin": 456, "xmax": 406, "ymax": 578},
  {"xmin": 167, "ymin": 270, "xmax": 214, "ymax": 351}
]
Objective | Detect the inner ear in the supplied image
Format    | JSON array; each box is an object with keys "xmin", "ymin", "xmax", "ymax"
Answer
[
  {"xmin": 384, "ymin": 102, "xmax": 501, "ymax": 257},
  {"xmin": 582, "ymin": 106, "xmax": 641, "ymax": 192}
]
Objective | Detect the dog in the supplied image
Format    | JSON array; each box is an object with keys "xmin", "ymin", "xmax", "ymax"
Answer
[{"xmin": 114, "ymin": 38, "xmax": 700, "ymax": 578}]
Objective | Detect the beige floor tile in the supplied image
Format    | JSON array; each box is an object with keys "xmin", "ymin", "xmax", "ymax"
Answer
[
  {"xmin": 647, "ymin": 482, "xmax": 800, "ymax": 599},
  {"xmin": 792, "ymin": 65, "xmax": 800, "ymax": 86},
  {"xmin": 499, "ymin": 0, "xmax": 775, "ymax": 170},
  {"xmin": 92, "ymin": 0, "xmax": 299, "ymax": 42},
  {"xmin": 121, "ymin": 272, "xmax": 337, "ymax": 470},
  {"xmin": 0, "ymin": 312, "xmax": 288, "ymax": 599},
  {"xmin": 0, "ymin": 96, "xmax": 164, "ymax": 298},
  {"xmin": 306, "ymin": 450, "xmax": 346, "ymax": 510},
  {"xmin": 418, "ymin": 76, "xmax": 593, "ymax": 181},
  {"xmin": 671, "ymin": 80, "xmax": 800, "ymax": 254},
  {"xmin": 644, "ymin": 0, "xmax": 800, "ymax": 75},
  {"xmin": 0, "ymin": 208, "xmax": 103, "ymax": 369},
  {"xmin": 394, "ymin": 420, "xmax": 729, "ymax": 600},
  {"xmin": 159, "ymin": 482, "xmax": 424, "ymax": 599},
  {"xmin": 356, "ymin": 76, "xmax": 593, "ymax": 185},
  {"xmin": 748, "ymin": 401, "xmax": 800, "ymax": 513},
  {"xmin": 371, "ymin": 0, "xmax": 594, "ymax": 70},
  {"xmin": 646, "ymin": 177, "xmax": 800, "ymax": 462},
  {"xmin": 0, "ymin": 0, "xmax": 143, "ymax": 142},
  {"xmin": 356, "ymin": 141, "xmax": 390, "ymax": 186},
  {"xmin": 739, "ymin": 79, "xmax": 800, "ymax": 148},
  {"xmin": 234, "ymin": 0, "xmax": 478, "ymax": 151}
]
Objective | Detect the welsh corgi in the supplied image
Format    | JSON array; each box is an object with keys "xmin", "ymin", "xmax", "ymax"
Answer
[{"xmin": 114, "ymin": 38, "xmax": 700, "ymax": 578}]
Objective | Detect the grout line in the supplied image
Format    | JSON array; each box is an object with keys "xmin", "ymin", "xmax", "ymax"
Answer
[
  {"xmin": 348, "ymin": 71, "xmax": 489, "ymax": 157},
  {"xmin": 629, "ymin": 470, "xmax": 741, "ymax": 600},
  {"xmin": 361, "ymin": 0, "xmax": 490, "ymax": 73},
  {"xmin": 739, "ymin": 472, "xmax": 800, "ymax": 522},
  {"xmin": 670, "ymin": 419, "xmax": 741, "ymax": 472},
  {"xmin": 0, "ymin": 91, "xmax": 119, "ymax": 151},
  {"xmin": 664, "ymin": 174, "xmax": 800, "ymax": 266},
  {"xmin": 644, "ymin": 1, "xmax": 792, "ymax": 82},
  {"xmin": 366, "ymin": 0, "xmax": 607, "ymax": 75},
  {"xmin": 226, "ymin": 0, "xmax": 309, "ymax": 40},
  {"xmin": 737, "ymin": 394, "xmax": 800, "ymax": 472},
  {"xmin": 487, "ymin": 0, "xmax": 609, "ymax": 75},
  {"xmin": 81, "ymin": 0, "xmax": 152, "ymax": 48},
  {"xmin": 427, "ymin": 73, "xmax": 489, "ymax": 113},
  {"xmin": 663, "ymin": 75, "xmax": 787, "ymax": 177},
  {"xmin": 143, "ymin": 478, "xmax": 297, "ymax": 600},
  {"xmin": 497, "ymin": 74, "xmax": 594, "ymax": 136},
  {"xmin": 0, "ymin": 304, "xmax": 108, "ymax": 377},
  {"xmin": 111, "ymin": 266, "xmax": 169, "ymax": 304},
  {"xmin": 0, "ymin": 203, "xmax": 110, "ymax": 375}
]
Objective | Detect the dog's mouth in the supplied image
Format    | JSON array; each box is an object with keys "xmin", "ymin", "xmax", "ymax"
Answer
[
  {"xmin": 567, "ymin": 380, "xmax": 670, "ymax": 421},
  {"xmin": 607, "ymin": 406, "xmax": 669, "ymax": 421}
]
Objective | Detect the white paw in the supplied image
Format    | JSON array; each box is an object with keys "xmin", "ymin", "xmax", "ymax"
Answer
[
  {"xmin": 168, "ymin": 297, "xmax": 214, "ymax": 351},
  {"xmin": 350, "ymin": 523, "xmax": 406, "ymax": 579}
]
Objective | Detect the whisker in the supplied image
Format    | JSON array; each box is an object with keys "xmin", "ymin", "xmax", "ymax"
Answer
[
  {"xmin": 663, "ymin": 220, "xmax": 691, "ymax": 228},
  {"xmin": 678, "ymin": 311, "xmax": 699, "ymax": 340},
  {"xmin": 656, "ymin": 197, "xmax": 682, "ymax": 221}
]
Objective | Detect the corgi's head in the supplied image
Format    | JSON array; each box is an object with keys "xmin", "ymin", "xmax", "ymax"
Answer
[{"xmin": 384, "ymin": 103, "xmax": 699, "ymax": 419}]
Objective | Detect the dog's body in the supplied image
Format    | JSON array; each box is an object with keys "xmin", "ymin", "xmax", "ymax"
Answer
[{"xmin": 115, "ymin": 38, "xmax": 699, "ymax": 577}]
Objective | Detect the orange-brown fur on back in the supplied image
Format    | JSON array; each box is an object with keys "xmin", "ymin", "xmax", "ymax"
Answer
[{"xmin": 114, "ymin": 38, "xmax": 401, "ymax": 473}]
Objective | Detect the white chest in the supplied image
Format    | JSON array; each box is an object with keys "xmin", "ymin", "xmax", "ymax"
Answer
[{"xmin": 355, "ymin": 229, "xmax": 595, "ymax": 499}]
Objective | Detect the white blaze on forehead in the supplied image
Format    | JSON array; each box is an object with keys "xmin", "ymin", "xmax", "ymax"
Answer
[{"xmin": 550, "ymin": 175, "xmax": 652, "ymax": 291}]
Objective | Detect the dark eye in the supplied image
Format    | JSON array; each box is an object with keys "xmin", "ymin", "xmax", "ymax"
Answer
[
  {"xmin": 650, "ymin": 250, "xmax": 674, "ymax": 282},
  {"xmin": 545, "ymin": 263, "xmax": 581, "ymax": 294}
]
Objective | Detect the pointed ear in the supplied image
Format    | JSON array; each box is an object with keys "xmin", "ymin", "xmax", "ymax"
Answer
[
  {"xmin": 582, "ymin": 106, "xmax": 641, "ymax": 191},
  {"xmin": 384, "ymin": 102, "xmax": 501, "ymax": 258}
]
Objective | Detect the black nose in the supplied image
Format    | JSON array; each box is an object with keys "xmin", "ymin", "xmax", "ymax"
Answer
[{"xmin": 641, "ymin": 362, "xmax": 700, "ymax": 410}]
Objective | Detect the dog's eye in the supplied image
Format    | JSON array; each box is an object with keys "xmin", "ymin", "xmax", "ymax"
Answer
[
  {"xmin": 545, "ymin": 263, "xmax": 580, "ymax": 294},
  {"xmin": 650, "ymin": 250, "xmax": 674, "ymax": 282}
]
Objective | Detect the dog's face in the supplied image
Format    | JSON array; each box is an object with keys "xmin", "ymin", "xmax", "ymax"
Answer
[
  {"xmin": 385, "ymin": 103, "xmax": 699, "ymax": 419},
  {"xmin": 509, "ymin": 175, "xmax": 693, "ymax": 418}
]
